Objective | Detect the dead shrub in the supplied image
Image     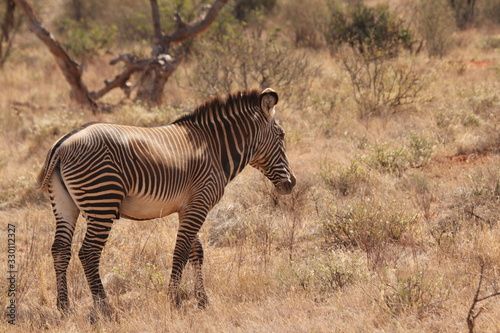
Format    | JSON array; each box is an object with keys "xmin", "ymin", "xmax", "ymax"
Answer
[
  {"xmin": 340, "ymin": 44, "xmax": 423, "ymax": 118},
  {"xmin": 187, "ymin": 27, "xmax": 318, "ymax": 113},
  {"xmin": 321, "ymin": 199, "xmax": 417, "ymax": 267}
]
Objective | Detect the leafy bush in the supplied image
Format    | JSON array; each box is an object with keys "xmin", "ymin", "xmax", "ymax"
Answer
[
  {"xmin": 406, "ymin": 131, "xmax": 436, "ymax": 168},
  {"xmin": 56, "ymin": 19, "xmax": 117, "ymax": 58},
  {"xmin": 327, "ymin": 3, "xmax": 413, "ymax": 56},
  {"xmin": 366, "ymin": 143, "xmax": 411, "ymax": 176},
  {"xmin": 234, "ymin": 0, "xmax": 276, "ymax": 22},
  {"xmin": 364, "ymin": 133, "xmax": 435, "ymax": 176}
]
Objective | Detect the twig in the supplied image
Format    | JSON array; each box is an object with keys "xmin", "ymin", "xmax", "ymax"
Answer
[{"xmin": 467, "ymin": 263, "xmax": 500, "ymax": 332}]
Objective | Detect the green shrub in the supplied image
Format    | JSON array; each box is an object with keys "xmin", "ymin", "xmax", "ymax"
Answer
[
  {"xmin": 406, "ymin": 131, "xmax": 436, "ymax": 168},
  {"xmin": 327, "ymin": 3, "xmax": 413, "ymax": 56},
  {"xmin": 366, "ymin": 143, "xmax": 410, "ymax": 176},
  {"xmin": 364, "ymin": 134, "xmax": 435, "ymax": 176},
  {"xmin": 479, "ymin": 36, "xmax": 500, "ymax": 50},
  {"xmin": 56, "ymin": 19, "xmax": 117, "ymax": 58},
  {"xmin": 234, "ymin": 0, "xmax": 276, "ymax": 22}
]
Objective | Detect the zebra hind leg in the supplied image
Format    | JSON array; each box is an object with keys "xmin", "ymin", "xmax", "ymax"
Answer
[
  {"xmin": 168, "ymin": 208, "xmax": 208, "ymax": 309},
  {"xmin": 48, "ymin": 172, "xmax": 80, "ymax": 313},
  {"xmin": 78, "ymin": 217, "xmax": 115, "ymax": 318},
  {"xmin": 189, "ymin": 235, "xmax": 209, "ymax": 308}
]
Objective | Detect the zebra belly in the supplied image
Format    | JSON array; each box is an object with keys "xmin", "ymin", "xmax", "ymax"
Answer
[{"xmin": 120, "ymin": 195, "xmax": 182, "ymax": 220}]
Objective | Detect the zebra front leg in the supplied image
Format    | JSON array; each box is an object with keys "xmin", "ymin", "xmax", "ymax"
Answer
[
  {"xmin": 189, "ymin": 235, "xmax": 208, "ymax": 308},
  {"xmin": 48, "ymin": 172, "xmax": 80, "ymax": 313},
  {"xmin": 78, "ymin": 218, "xmax": 114, "ymax": 316}
]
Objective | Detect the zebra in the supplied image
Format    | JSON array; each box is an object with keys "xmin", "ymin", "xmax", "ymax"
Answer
[{"xmin": 36, "ymin": 88, "xmax": 296, "ymax": 313}]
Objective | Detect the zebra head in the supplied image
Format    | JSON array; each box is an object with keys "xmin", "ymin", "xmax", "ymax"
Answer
[{"xmin": 250, "ymin": 88, "xmax": 296, "ymax": 195}]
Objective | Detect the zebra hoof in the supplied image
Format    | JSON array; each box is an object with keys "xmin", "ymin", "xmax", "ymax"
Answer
[
  {"xmin": 197, "ymin": 298, "xmax": 209, "ymax": 309},
  {"xmin": 88, "ymin": 301, "xmax": 116, "ymax": 323},
  {"xmin": 196, "ymin": 292, "xmax": 209, "ymax": 309}
]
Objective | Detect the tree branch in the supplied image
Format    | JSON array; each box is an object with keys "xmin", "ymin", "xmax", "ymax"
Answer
[
  {"xmin": 1, "ymin": 0, "xmax": 17, "ymax": 66},
  {"xmin": 90, "ymin": 54, "xmax": 153, "ymax": 100},
  {"xmin": 467, "ymin": 264, "xmax": 500, "ymax": 333},
  {"xmin": 2, "ymin": 0, "xmax": 15, "ymax": 40},
  {"xmin": 13, "ymin": 0, "xmax": 97, "ymax": 112},
  {"xmin": 165, "ymin": 0, "xmax": 228, "ymax": 44},
  {"xmin": 150, "ymin": 0, "xmax": 162, "ymax": 41}
]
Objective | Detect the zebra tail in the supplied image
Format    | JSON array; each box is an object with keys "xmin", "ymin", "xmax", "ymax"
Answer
[{"xmin": 36, "ymin": 147, "xmax": 60, "ymax": 191}]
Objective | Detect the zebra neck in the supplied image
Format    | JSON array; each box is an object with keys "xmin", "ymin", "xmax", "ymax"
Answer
[
  {"xmin": 204, "ymin": 110, "xmax": 260, "ymax": 183},
  {"xmin": 216, "ymin": 119, "xmax": 256, "ymax": 183}
]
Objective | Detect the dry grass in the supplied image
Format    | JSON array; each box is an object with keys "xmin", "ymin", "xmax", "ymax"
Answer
[{"xmin": 1, "ymin": 2, "xmax": 500, "ymax": 332}]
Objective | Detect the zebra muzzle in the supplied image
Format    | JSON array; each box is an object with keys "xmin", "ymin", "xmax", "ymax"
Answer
[{"xmin": 275, "ymin": 174, "xmax": 296, "ymax": 195}]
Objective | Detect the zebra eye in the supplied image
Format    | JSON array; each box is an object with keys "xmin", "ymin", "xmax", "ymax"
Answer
[{"xmin": 279, "ymin": 131, "xmax": 285, "ymax": 140}]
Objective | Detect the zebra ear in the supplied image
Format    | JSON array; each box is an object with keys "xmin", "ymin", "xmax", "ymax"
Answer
[{"xmin": 260, "ymin": 88, "xmax": 279, "ymax": 118}]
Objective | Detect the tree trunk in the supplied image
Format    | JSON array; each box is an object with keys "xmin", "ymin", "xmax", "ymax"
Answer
[
  {"xmin": 134, "ymin": 0, "xmax": 228, "ymax": 105},
  {"xmin": 13, "ymin": 0, "xmax": 97, "ymax": 112}
]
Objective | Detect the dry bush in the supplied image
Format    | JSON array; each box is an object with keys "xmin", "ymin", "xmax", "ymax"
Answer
[
  {"xmin": 402, "ymin": 172, "xmax": 436, "ymax": 221},
  {"xmin": 319, "ymin": 160, "xmax": 372, "ymax": 197},
  {"xmin": 480, "ymin": 0, "xmax": 500, "ymax": 25},
  {"xmin": 362, "ymin": 132, "xmax": 435, "ymax": 176},
  {"xmin": 187, "ymin": 28, "xmax": 318, "ymax": 113},
  {"xmin": 435, "ymin": 96, "xmax": 500, "ymax": 155},
  {"xmin": 277, "ymin": 249, "xmax": 365, "ymax": 299},
  {"xmin": 281, "ymin": 0, "xmax": 329, "ymax": 49},
  {"xmin": 454, "ymin": 168, "xmax": 500, "ymax": 227},
  {"xmin": 415, "ymin": 0, "xmax": 456, "ymax": 57},
  {"xmin": 340, "ymin": 44, "xmax": 423, "ymax": 118},
  {"xmin": 379, "ymin": 267, "xmax": 449, "ymax": 317},
  {"xmin": 321, "ymin": 199, "xmax": 417, "ymax": 268}
]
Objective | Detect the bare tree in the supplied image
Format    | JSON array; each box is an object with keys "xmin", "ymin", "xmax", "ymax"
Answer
[
  {"xmin": 12, "ymin": 0, "xmax": 228, "ymax": 112},
  {"xmin": 1, "ymin": 0, "xmax": 18, "ymax": 67}
]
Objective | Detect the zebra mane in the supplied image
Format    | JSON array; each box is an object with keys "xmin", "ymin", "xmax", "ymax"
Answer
[{"xmin": 173, "ymin": 89, "xmax": 262, "ymax": 124}]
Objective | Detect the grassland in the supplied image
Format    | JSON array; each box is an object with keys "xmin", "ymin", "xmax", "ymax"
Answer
[{"xmin": 1, "ymin": 1, "xmax": 500, "ymax": 332}]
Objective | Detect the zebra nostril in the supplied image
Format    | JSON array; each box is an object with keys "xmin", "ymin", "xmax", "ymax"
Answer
[{"xmin": 276, "ymin": 177, "xmax": 295, "ymax": 195}]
